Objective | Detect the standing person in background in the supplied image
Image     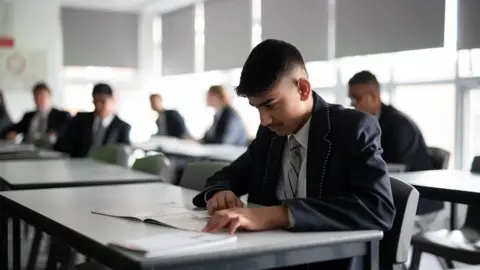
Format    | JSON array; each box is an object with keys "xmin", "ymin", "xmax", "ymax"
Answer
[
  {"xmin": 4, "ymin": 82, "xmax": 71, "ymax": 147},
  {"xmin": 0, "ymin": 90, "xmax": 12, "ymax": 136},
  {"xmin": 149, "ymin": 93, "xmax": 191, "ymax": 139},
  {"xmin": 348, "ymin": 70, "xmax": 442, "ymax": 223},
  {"xmin": 202, "ymin": 85, "xmax": 248, "ymax": 146},
  {"xmin": 55, "ymin": 83, "xmax": 131, "ymax": 157}
]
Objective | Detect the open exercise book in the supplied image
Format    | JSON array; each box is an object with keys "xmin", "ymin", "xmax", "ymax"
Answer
[
  {"xmin": 91, "ymin": 202, "xmax": 210, "ymax": 232},
  {"xmin": 109, "ymin": 231, "xmax": 237, "ymax": 258}
]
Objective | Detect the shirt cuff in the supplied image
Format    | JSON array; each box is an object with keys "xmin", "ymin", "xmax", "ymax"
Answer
[{"xmin": 287, "ymin": 208, "xmax": 295, "ymax": 228}]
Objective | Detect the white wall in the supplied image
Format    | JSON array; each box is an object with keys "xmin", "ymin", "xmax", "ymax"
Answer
[{"xmin": 4, "ymin": 0, "xmax": 63, "ymax": 121}]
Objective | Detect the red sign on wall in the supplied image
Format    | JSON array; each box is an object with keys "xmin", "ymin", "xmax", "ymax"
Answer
[{"xmin": 0, "ymin": 36, "xmax": 14, "ymax": 48}]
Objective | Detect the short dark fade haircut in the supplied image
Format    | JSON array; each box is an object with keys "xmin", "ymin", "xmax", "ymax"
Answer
[
  {"xmin": 32, "ymin": 82, "xmax": 51, "ymax": 95},
  {"xmin": 236, "ymin": 39, "xmax": 306, "ymax": 97},
  {"xmin": 92, "ymin": 83, "xmax": 113, "ymax": 97},
  {"xmin": 348, "ymin": 70, "xmax": 379, "ymax": 87}
]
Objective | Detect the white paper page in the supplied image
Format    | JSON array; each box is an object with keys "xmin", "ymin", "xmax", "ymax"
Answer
[
  {"xmin": 110, "ymin": 231, "xmax": 237, "ymax": 258},
  {"xmin": 148, "ymin": 211, "xmax": 210, "ymax": 232}
]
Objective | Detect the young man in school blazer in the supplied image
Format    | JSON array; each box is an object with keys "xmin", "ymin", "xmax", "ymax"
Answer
[
  {"xmin": 5, "ymin": 82, "xmax": 71, "ymax": 146},
  {"xmin": 54, "ymin": 83, "xmax": 131, "ymax": 158},
  {"xmin": 192, "ymin": 39, "xmax": 396, "ymax": 270}
]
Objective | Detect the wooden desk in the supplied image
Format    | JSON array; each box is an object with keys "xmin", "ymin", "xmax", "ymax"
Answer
[
  {"xmin": 0, "ymin": 183, "xmax": 382, "ymax": 270},
  {"xmin": 390, "ymin": 170, "xmax": 480, "ymax": 229},
  {"xmin": 0, "ymin": 159, "xmax": 162, "ymax": 190}
]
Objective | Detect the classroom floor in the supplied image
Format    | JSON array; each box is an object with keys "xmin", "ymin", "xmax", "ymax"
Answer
[{"xmin": 5, "ymin": 204, "xmax": 475, "ymax": 269}]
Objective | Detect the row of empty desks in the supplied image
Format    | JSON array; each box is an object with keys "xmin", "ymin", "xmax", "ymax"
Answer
[{"xmin": 0, "ymin": 183, "xmax": 382, "ymax": 270}]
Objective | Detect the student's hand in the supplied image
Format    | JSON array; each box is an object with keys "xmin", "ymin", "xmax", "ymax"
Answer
[
  {"xmin": 47, "ymin": 131, "xmax": 57, "ymax": 143},
  {"xmin": 207, "ymin": 190, "xmax": 244, "ymax": 214},
  {"xmin": 202, "ymin": 206, "xmax": 290, "ymax": 234},
  {"xmin": 6, "ymin": 131, "xmax": 16, "ymax": 140}
]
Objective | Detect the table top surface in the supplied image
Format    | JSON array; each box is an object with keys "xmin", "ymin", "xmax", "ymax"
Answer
[
  {"xmin": 0, "ymin": 183, "xmax": 382, "ymax": 268},
  {"xmin": 390, "ymin": 169, "xmax": 480, "ymax": 203},
  {"xmin": 0, "ymin": 158, "xmax": 159, "ymax": 189},
  {"xmin": 134, "ymin": 136, "xmax": 247, "ymax": 161}
]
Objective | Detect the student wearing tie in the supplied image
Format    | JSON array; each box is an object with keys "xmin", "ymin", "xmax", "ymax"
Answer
[
  {"xmin": 193, "ymin": 40, "xmax": 395, "ymax": 270},
  {"xmin": 55, "ymin": 83, "xmax": 131, "ymax": 157},
  {"xmin": 347, "ymin": 71, "xmax": 441, "ymax": 226},
  {"xmin": 202, "ymin": 85, "xmax": 248, "ymax": 146},
  {"xmin": 150, "ymin": 93, "xmax": 191, "ymax": 138},
  {"xmin": 5, "ymin": 82, "xmax": 71, "ymax": 146}
]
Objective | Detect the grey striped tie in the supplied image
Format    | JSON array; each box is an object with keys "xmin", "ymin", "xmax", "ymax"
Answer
[{"xmin": 285, "ymin": 136, "xmax": 302, "ymax": 199}]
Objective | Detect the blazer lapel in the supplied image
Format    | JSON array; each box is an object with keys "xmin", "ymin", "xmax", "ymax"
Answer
[
  {"xmin": 261, "ymin": 135, "xmax": 286, "ymax": 204},
  {"xmin": 306, "ymin": 93, "xmax": 332, "ymax": 198},
  {"xmin": 102, "ymin": 116, "xmax": 117, "ymax": 145}
]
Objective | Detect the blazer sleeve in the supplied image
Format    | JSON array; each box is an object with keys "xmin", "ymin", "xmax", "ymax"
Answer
[
  {"xmin": 389, "ymin": 121, "xmax": 419, "ymax": 167},
  {"xmin": 6, "ymin": 113, "xmax": 29, "ymax": 135},
  {"xmin": 55, "ymin": 111, "xmax": 72, "ymax": 138},
  {"xmin": 192, "ymin": 128, "xmax": 263, "ymax": 207},
  {"xmin": 118, "ymin": 123, "xmax": 131, "ymax": 145},
  {"xmin": 283, "ymin": 114, "xmax": 396, "ymax": 232},
  {"xmin": 172, "ymin": 110, "xmax": 190, "ymax": 138},
  {"xmin": 54, "ymin": 114, "xmax": 79, "ymax": 154}
]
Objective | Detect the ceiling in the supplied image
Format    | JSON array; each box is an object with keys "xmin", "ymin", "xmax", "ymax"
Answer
[{"xmin": 60, "ymin": 0, "xmax": 201, "ymax": 13}]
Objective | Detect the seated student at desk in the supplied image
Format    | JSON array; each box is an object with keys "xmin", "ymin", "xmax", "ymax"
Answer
[
  {"xmin": 150, "ymin": 93, "xmax": 191, "ymax": 138},
  {"xmin": 193, "ymin": 40, "xmax": 395, "ymax": 270},
  {"xmin": 202, "ymin": 85, "xmax": 248, "ymax": 146},
  {"xmin": 4, "ymin": 82, "xmax": 71, "ymax": 146},
  {"xmin": 55, "ymin": 83, "xmax": 131, "ymax": 157},
  {"xmin": 348, "ymin": 71, "xmax": 442, "ymax": 226}
]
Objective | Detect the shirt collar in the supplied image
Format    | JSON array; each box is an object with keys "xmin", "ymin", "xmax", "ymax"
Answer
[
  {"xmin": 289, "ymin": 116, "xmax": 311, "ymax": 149},
  {"xmin": 96, "ymin": 114, "xmax": 115, "ymax": 127},
  {"xmin": 37, "ymin": 107, "xmax": 51, "ymax": 116}
]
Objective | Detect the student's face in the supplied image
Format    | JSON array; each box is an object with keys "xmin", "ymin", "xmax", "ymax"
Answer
[
  {"xmin": 348, "ymin": 83, "xmax": 378, "ymax": 114},
  {"xmin": 150, "ymin": 96, "xmax": 163, "ymax": 111},
  {"xmin": 247, "ymin": 76, "xmax": 311, "ymax": 136},
  {"xmin": 93, "ymin": 94, "xmax": 114, "ymax": 117},
  {"xmin": 34, "ymin": 89, "xmax": 51, "ymax": 111},
  {"xmin": 206, "ymin": 92, "xmax": 220, "ymax": 108}
]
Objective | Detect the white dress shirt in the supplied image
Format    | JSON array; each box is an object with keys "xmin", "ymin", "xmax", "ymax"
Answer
[
  {"xmin": 276, "ymin": 117, "xmax": 311, "ymax": 200},
  {"xmin": 27, "ymin": 108, "xmax": 51, "ymax": 141}
]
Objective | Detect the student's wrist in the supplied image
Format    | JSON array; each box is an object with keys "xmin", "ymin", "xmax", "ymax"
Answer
[{"xmin": 265, "ymin": 205, "xmax": 291, "ymax": 229}]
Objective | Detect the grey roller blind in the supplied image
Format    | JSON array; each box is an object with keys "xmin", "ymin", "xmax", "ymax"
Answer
[
  {"xmin": 262, "ymin": 0, "xmax": 329, "ymax": 61},
  {"xmin": 62, "ymin": 8, "xmax": 139, "ymax": 68},
  {"xmin": 162, "ymin": 6, "xmax": 195, "ymax": 75},
  {"xmin": 335, "ymin": 0, "xmax": 445, "ymax": 58},
  {"xmin": 457, "ymin": 0, "xmax": 480, "ymax": 50},
  {"xmin": 204, "ymin": 0, "xmax": 252, "ymax": 71}
]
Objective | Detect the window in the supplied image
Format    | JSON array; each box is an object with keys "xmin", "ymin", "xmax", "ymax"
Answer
[
  {"xmin": 458, "ymin": 49, "xmax": 480, "ymax": 78},
  {"xmin": 392, "ymin": 48, "xmax": 456, "ymax": 83},
  {"xmin": 314, "ymin": 89, "xmax": 336, "ymax": 104},
  {"xmin": 306, "ymin": 61, "xmax": 337, "ymax": 88},
  {"xmin": 63, "ymin": 83, "xmax": 95, "ymax": 114},
  {"xmin": 339, "ymin": 53, "xmax": 392, "ymax": 84},
  {"xmin": 64, "ymin": 66, "xmax": 135, "ymax": 81},
  {"xmin": 394, "ymin": 84, "xmax": 456, "ymax": 166},
  {"xmin": 466, "ymin": 89, "xmax": 480, "ymax": 168}
]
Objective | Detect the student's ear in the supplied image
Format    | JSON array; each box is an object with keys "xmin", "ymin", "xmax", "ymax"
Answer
[{"xmin": 296, "ymin": 78, "xmax": 311, "ymax": 101}]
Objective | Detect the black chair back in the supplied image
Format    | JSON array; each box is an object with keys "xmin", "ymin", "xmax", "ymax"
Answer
[
  {"xmin": 464, "ymin": 156, "xmax": 480, "ymax": 230},
  {"xmin": 428, "ymin": 147, "xmax": 450, "ymax": 169},
  {"xmin": 380, "ymin": 177, "xmax": 419, "ymax": 269}
]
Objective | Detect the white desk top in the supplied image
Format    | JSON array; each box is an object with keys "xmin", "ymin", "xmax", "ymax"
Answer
[
  {"xmin": 390, "ymin": 169, "xmax": 480, "ymax": 204},
  {"xmin": 0, "ymin": 183, "xmax": 382, "ymax": 268},
  {"xmin": 0, "ymin": 158, "xmax": 159, "ymax": 189},
  {"xmin": 134, "ymin": 136, "xmax": 247, "ymax": 162}
]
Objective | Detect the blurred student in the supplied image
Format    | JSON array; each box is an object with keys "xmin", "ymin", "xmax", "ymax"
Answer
[
  {"xmin": 5, "ymin": 82, "xmax": 71, "ymax": 146},
  {"xmin": 0, "ymin": 90, "xmax": 12, "ymax": 136},
  {"xmin": 202, "ymin": 85, "xmax": 248, "ymax": 146},
  {"xmin": 55, "ymin": 83, "xmax": 130, "ymax": 157},
  {"xmin": 348, "ymin": 70, "xmax": 443, "ymax": 217},
  {"xmin": 150, "ymin": 93, "xmax": 191, "ymax": 139}
]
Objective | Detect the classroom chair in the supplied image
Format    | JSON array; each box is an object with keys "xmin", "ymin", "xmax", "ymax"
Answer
[
  {"xmin": 178, "ymin": 161, "xmax": 229, "ymax": 191},
  {"xmin": 428, "ymin": 147, "xmax": 451, "ymax": 170},
  {"xmin": 408, "ymin": 156, "xmax": 480, "ymax": 270},
  {"xmin": 89, "ymin": 145, "xmax": 132, "ymax": 167},
  {"xmin": 132, "ymin": 153, "xmax": 174, "ymax": 184},
  {"xmin": 380, "ymin": 177, "xmax": 419, "ymax": 270}
]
